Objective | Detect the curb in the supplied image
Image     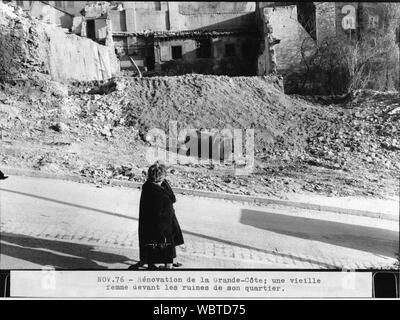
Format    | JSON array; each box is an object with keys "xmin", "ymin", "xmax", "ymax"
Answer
[
  {"xmin": 174, "ymin": 189, "xmax": 399, "ymax": 222},
  {"xmin": 2, "ymin": 167, "xmax": 398, "ymax": 222}
]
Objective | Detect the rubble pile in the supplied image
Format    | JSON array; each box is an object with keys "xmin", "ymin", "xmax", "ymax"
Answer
[
  {"xmin": 305, "ymin": 90, "xmax": 400, "ymax": 172},
  {"xmin": 1, "ymin": 69, "xmax": 399, "ymax": 198},
  {"xmin": 72, "ymin": 76, "xmax": 400, "ymax": 172},
  {"xmin": 71, "ymin": 75, "xmax": 314, "ymax": 156},
  {"xmin": 0, "ymin": 2, "xmax": 48, "ymax": 82},
  {"xmin": 1, "ymin": 70, "xmax": 399, "ymax": 198}
]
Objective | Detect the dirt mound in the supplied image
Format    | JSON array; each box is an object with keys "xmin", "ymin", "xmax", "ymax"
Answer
[
  {"xmin": 305, "ymin": 90, "xmax": 400, "ymax": 170},
  {"xmin": 73, "ymin": 75, "xmax": 400, "ymax": 170},
  {"xmin": 73, "ymin": 74, "xmax": 324, "ymax": 157}
]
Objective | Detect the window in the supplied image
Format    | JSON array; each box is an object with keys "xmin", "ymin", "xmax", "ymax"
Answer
[
  {"xmin": 225, "ymin": 43, "xmax": 235, "ymax": 57},
  {"xmin": 86, "ymin": 20, "xmax": 96, "ymax": 40},
  {"xmin": 368, "ymin": 15, "xmax": 379, "ymax": 30},
  {"xmin": 154, "ymin": 1, "xmax": 161, "ymax": 11},
  {"xmin": 196, "ymin": 39, "xmax": 212, "ymax": 58},
  {"xmin": 171, "ymin": 45, "xmax": 183, "ymax": 60}
]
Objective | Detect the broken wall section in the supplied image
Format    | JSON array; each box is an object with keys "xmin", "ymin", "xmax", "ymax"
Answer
[
  {"xmin": 0, "ymin": 2, "xmax": 119, "ymax": 83},
  {"xmin": 262, "ymin": 5, "xmax": 317, "ymax": 93},
  {"xmin": 29, "ymin": 1, "xmax": 74, "ymax": 31},
  {"xmin": 45, "ymin": 24, "xmax": 119, "ymax": 82}
]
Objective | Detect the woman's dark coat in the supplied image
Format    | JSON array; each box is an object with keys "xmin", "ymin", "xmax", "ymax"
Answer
[{"xmin": 138, "ymin": 180, "xmax": 184, "ymax": 262}]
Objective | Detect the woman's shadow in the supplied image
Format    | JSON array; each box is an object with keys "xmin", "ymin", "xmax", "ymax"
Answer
[{"xmin": 0, "ymin": 233, "xmax": 137, "ymax": 269}]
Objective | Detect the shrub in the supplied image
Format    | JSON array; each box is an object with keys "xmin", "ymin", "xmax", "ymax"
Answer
[{"xmin": 300, "ymin": 3, "xmax": 400, "ymax": 95}]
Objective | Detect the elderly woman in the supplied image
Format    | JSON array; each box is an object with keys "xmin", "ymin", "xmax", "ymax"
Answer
[{"xmin": 133, "ymin": 162, "xmax": 184, "ymax": 269}]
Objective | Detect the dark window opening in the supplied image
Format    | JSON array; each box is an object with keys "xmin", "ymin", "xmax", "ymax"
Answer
[
  {"xmin": 146, "ymin": 45, "xmax": 155, "ymax": 71},
  {"xmin": 154, "ymin": 1, "xmax": 161, "ymax": 11},
  {"xmin": 172, "ymin": 45, "xmax": 183, "ymax": 60},
  {"xmin": 225, "ymin": 43, "xmax": 235, "ymax": 57},
  {"xmin": 242, "ymin": 41, "xmax": 255, "ymax": 58},
  {"xmin": 196, "ymin": 39, "xmax": 212, "ymax": 58},
  {"xmin": 86, "ymin": 20, "xmax": 96, "ymax": 40},
  {"xmin": 297, "ymin": 2, "xmax": 316, "ymax": 40}
]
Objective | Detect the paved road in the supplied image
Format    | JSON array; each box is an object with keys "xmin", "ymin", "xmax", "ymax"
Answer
[{"xmin": 0, "ymin": 176, "xmax": 398, "ymax": 269}]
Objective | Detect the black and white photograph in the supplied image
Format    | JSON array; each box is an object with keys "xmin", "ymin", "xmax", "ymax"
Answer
[{"xmin": 0, "ymin": 0, "xmax": 399, "ymax": 298}]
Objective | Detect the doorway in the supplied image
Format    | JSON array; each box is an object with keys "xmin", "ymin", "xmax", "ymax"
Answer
[{"xmin": 86, "ymin": 20, "xmax": 96, "ymax": 40}]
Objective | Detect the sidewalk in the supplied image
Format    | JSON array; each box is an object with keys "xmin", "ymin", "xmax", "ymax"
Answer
[
  {"xmin": 283, "ymin": 193, "xmax": 399, "ymax": 220},
  {"xmin": 1, "ymin": 166, "xmax": 399, "ymax": 221}
]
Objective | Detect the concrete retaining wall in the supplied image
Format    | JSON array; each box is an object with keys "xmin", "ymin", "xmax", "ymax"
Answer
[
  {"xmin": 0, "ymin": 2, "xmax": 119, "ymax": 83},
  {"xmin": 45, "ymin": 25, "xmax": 119, "ymax": 82}
]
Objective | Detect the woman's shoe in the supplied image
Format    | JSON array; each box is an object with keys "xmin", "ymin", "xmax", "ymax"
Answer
[{"xmin": 173, "ymin": 262, "xmax": 183, "ymax": 268}]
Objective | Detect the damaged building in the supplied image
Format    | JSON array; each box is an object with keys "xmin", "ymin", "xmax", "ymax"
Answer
[
  {"xmin": 5, "ymin": 1, "xmax": 400, "ymax": 92},
  {"xmin": 256, "ymin": 2, "xmax": 400, "ymax": 92},
  {"xmin": 78, "ymin": 2, "xmax": 260, "ymax": 76},
  {"xmin": 4, "ymin": 1, "xmax": 75, "ymax": 30},
  {"xmin": 256, "ymin": 2, "xmax": 317, "ymax": 91}
]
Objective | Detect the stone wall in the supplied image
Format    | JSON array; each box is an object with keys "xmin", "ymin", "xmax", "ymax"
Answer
[
  {"xmin": 29, "ymin": 1, "xmax": 73, "ymax": 30},
  {"xmin": 46, "ymin": 0, "xmax": 88, "ymax": 17},
  {"xmin": 314, "ymin": 2, "xmax": 400, "ymax": 92},
  {"xmin": 315, "ymin": 2, "xmax": 336, "ymax": 41},
  {"xmin": 117, "ymin": 2, "xmax": 256, "ymax": 33},
  {"xmin": 170, "ymin": 2, "xmax": 255, "ymax": 31},
  {"xmin": 177, "ymin": 2, "xmax": 255, "ymax": 14},
  {"xmin": 258, "ymin": 5, "xmax": 316, "ymax": 92},
  {"xmin": 315, "ymin": 2, "xmax": 391, "ymax": 42},
  {"xmin": 125, "ymin": 7, "xmax": 168, "ymax": 32},
  {"xmin": 0, "ymin": 2, "xmax": 119, "ymax": 82}
]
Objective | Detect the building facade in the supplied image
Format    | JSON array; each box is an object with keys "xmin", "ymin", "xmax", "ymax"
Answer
[
  {"xmin": 79, "ymin": 2, "xmax": 259, "ymax": 76},
  {"xmin": 6, "ymin": 1, "xmax": 400, "ymax": 92}
]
